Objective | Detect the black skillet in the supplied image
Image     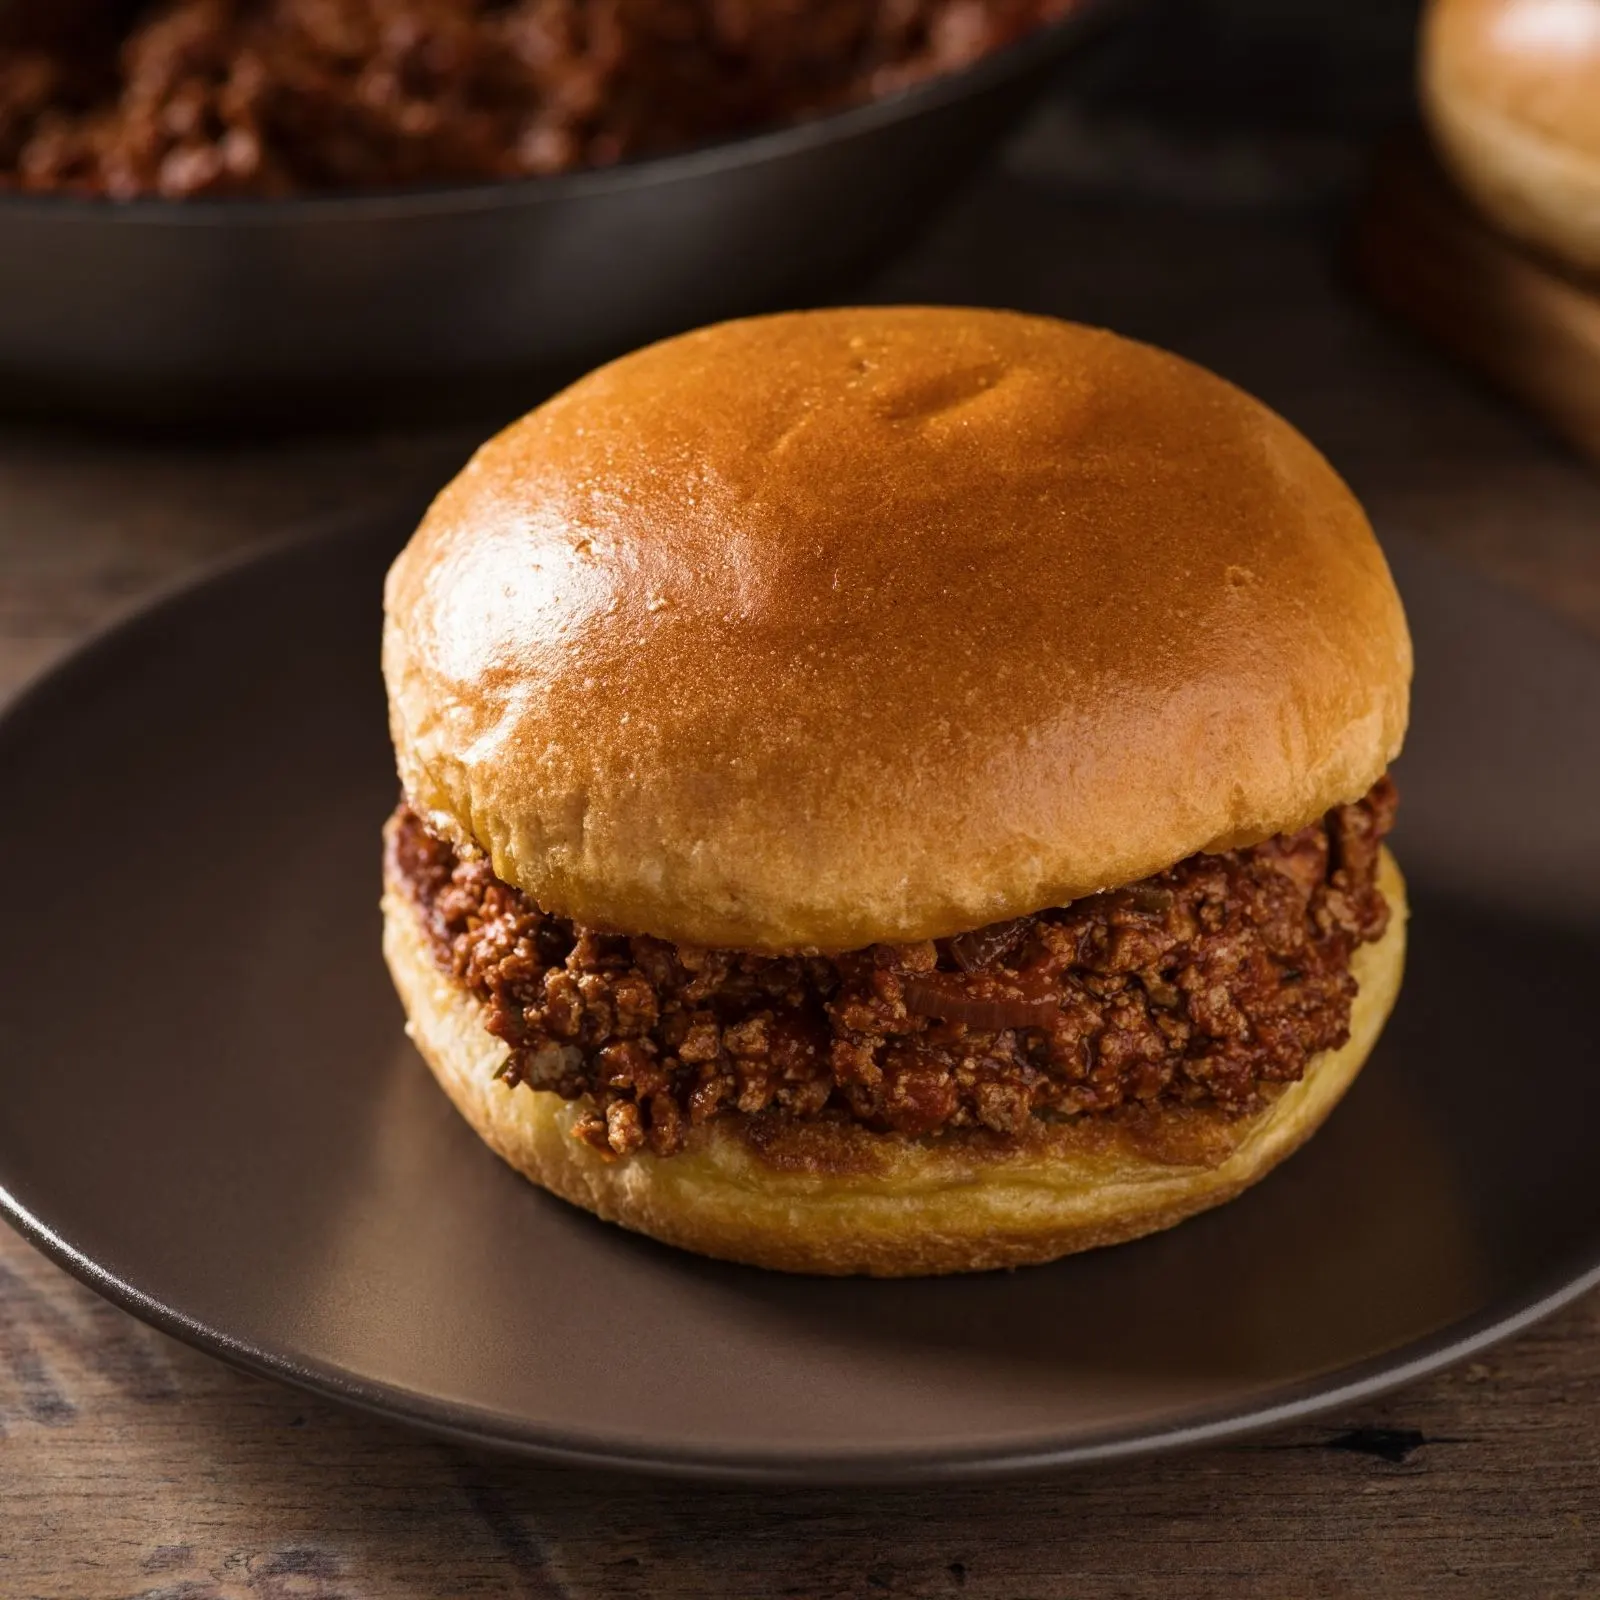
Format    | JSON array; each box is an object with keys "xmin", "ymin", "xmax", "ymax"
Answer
[{"xmin": 0, "ymin": 3, "xmax": 1127, "ymax": 427}]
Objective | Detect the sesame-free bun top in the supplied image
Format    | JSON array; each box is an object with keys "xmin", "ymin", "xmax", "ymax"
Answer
[{"xmin": 384, "ymin": 307, "xmax": 1411, "ymax": 953}]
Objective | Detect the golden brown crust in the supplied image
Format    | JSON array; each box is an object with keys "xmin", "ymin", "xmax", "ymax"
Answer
[
  {"xmin": 383, "ymin": 307, "xmax": 1411, "ymax": 953},
  {"xmin": 382, "ymin": 848, "xmax": 1408, "ymax": 1277},
  {"xmin": 1423, "ymin": 0, "xmax": 1600, "ymax": 275}
]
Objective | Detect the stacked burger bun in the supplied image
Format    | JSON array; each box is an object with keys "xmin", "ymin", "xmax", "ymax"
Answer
[{"xmin": 1423, "ymin": 0, "xmax": 1600, "ymax": 277}]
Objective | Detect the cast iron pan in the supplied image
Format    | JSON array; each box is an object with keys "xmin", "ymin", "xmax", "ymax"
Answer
[{"xmin": 0, "ymin": 5, "xmax": 1125, "ymax": 427}]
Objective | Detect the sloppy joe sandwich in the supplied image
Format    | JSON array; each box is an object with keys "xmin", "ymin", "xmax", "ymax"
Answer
[{"xmin": 381, "ymin": 306, "xmax": 1412, "ymax": 1277}]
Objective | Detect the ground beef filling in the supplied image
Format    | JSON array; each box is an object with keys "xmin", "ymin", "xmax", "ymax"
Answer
[
  {"xmin": 0, "ymin": 0, "xmax": 1078, "ymax": 198},
  {"xmin": 388, "ymin": 779, "xmax": 1397, "ymax": 1158}
]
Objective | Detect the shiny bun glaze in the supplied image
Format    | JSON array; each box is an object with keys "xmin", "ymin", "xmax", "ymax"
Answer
[
  {"xmin": 382, "ymin": 852, "xmax": 1408, "ymax": 1276},
  {"xmin": 1423, "ymin": 0, "xmax": 1600, "ymax": 275},
  {"xmin": 383, "ymin": 307, "xmax": 1411, "ymax": 953}
]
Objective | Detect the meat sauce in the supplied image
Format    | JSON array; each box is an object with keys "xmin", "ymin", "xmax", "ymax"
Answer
[
  {"xmin": 0, "ymin": 0, "xmax": 1079, "ymax": 196},
  {"xmin": 388, "ymin": 777, "xmax": 1397, "ymax": 1157}
]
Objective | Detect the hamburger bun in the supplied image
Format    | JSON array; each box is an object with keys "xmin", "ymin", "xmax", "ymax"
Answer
[
  {"xmin": 382, "ymin": 307, "xmax": 1411, "ymax": 1276},
  {"xmin": 1422, "ymin": 0, "xmax": 1600, "ymax": 277},
  {"xmin": 382, "ymin": 850, "xmax": 1407, "ymax": 1276},
  {"xmin": 384, "ymin": 307, "xmax": 1410, "ymax": 955}
]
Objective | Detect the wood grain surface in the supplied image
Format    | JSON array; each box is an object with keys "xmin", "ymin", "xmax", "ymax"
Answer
[{"xmin": 3, "ymin": 180, "xmax": 1599, "ymax": 1596}]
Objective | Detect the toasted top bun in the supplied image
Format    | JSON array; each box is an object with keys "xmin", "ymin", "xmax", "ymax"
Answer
[
  {"xmin": 384, "ymin": 307, "xmax": 1410, "ymax": 953},
  {"xmin": 1422, "ymin": 0, "xmax": 1600, "ymax": 275}
]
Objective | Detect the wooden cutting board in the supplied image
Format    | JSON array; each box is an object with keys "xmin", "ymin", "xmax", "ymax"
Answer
[{"xmin": 1356, "ymin": 135, "xmax": 1600, "ymax": 464}]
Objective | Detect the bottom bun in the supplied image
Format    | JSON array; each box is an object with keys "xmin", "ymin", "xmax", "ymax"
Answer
[{"xmin": 382, "ymin": 849, "xmax": 1407, "ymax": 1277}]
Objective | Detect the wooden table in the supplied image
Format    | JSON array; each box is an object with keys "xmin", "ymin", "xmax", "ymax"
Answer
[{"xmin": 3, "ymin": 173, "xmax": 1599, "ymax": 1597}]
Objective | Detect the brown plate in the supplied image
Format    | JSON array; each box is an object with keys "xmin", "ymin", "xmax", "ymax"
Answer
[{"xmin": 0, "ymin": 517, "xmax": 1596, "ymax": 1482}]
